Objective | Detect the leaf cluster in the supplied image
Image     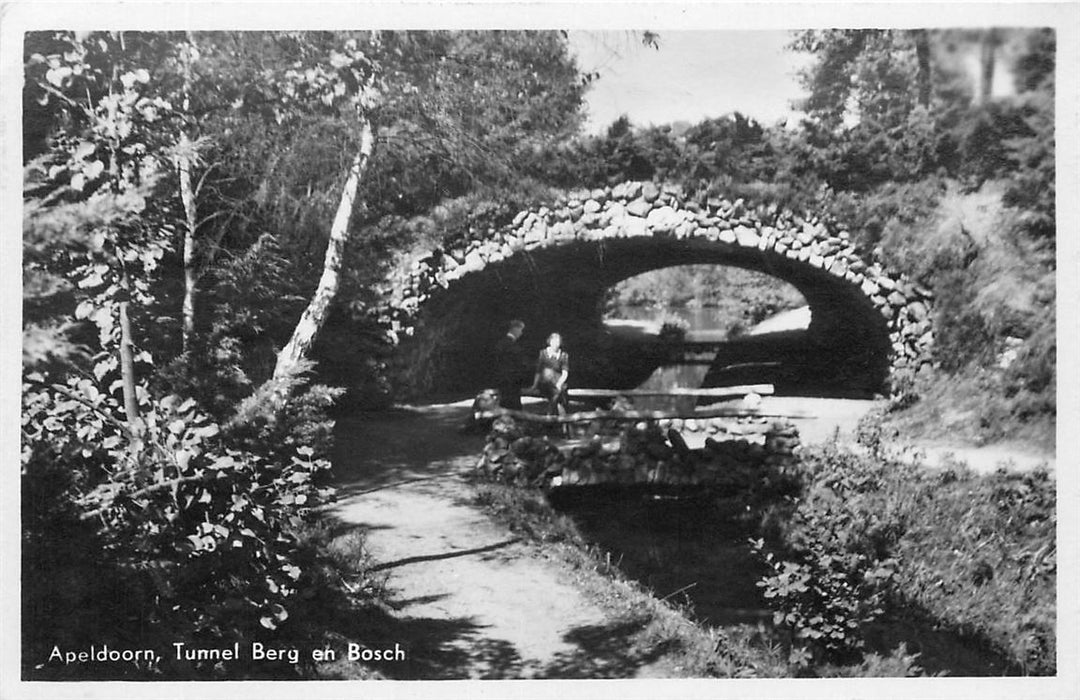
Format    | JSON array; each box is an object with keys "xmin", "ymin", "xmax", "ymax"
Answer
[{"xmin": 751, "ymin": 443, "xmax": 917, "ymax": 663}]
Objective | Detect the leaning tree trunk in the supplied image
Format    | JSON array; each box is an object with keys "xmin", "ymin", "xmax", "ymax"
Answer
[
  {"xmin": 178, "ymin": 132, "xmax": 198, "ymax": 353},
  {"xmin": 272, "ymin": 118, "xmax": 375, "ymax": 381},
  {"xmin": 914, "ymin": 29, "xmax": 932, "ymax": 109},
  {"xmin": 116, "ymin": 262, "xmax": 143, "ymax": 437},
  {"xmin": 178, "ymin": 34, "xmax": 199, "ymax": 353}
]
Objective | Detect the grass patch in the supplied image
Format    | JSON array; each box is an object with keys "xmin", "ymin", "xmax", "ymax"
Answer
[
  {"xmin": 763, "ymin": 436, "xmax": 1056, "ymax": 675},
  {"xmin": 885, "ymin": 368, "xmax": 1055, "ymax": 451},
  {"xmin": 891, "ymin": 460, "xmax": 1056, "ymax": 674}
]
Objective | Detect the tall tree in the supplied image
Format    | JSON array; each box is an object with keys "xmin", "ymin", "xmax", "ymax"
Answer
[
  {"xmin": 266, "ymin": 31, "xmax": 588, "ymax": 379},
  {"xmin": 24, "ymin": 32, "xmax": 179, "ymax": 433},
  {"xmin": 272, "ymin": 118, "xmax": 375, "ymax": 379},
  {"xmin": 791, "ymin": 29, "xmax": 923, "ymax": 130},
  {"xmin": 175, "ymin": 35, "xmax": 199, "ymax": 352}
]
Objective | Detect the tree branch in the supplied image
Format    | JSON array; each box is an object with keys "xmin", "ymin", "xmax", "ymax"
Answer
[{"xmin": 79, "ymin": 473, "xmax": 211, "ymax": 520}]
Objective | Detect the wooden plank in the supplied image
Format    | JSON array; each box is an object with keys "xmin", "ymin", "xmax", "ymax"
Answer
[
  {"xmin": 568, "ymin": 384, "xmax": 773, "ymax": 399},
  {"xmin": 713, "ymin": 361, "xmax": 783, "ymax": 371},
  {"xmin": 476, "ymin": 405, "xmax": 811, "ymax": 424}
]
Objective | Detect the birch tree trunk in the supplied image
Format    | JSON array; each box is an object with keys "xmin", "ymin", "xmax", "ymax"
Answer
[
  {"xmin": 178, "ymin": 131, "xmax": 198, "ymax": 352},
  {"xmin": 272, "ymin": 117, "xmax": 375, "ymax": 380},
  {"xmin": 118, "ymin": 299, "xmax": 142, "ymax": 433},
  {"xmin": 178, "ymin": 35, "xmax": 198, "ymax": 353}
]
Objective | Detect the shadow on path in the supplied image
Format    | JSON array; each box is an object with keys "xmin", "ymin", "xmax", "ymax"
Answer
[
  {"xmin": 320, "ymin": 585, "xmax": 680, "ymax": 679},
  {"xmin": 369, "ymin": 538, "xmax": 521, "ymax": 573},
  {"xmin": 536, "ymin": 616, "xmax": 677, "ymax": 679},
  {"xmin": 320, "ymin": 599, "xmax": 528, "ymax": 679},
  {"xmin": 325, "ymin": 400, "xmax": 641, "ymax": 679},
  {"xmin": 330, "ymin": 402, "xmax": 485, "ymax": 496}
]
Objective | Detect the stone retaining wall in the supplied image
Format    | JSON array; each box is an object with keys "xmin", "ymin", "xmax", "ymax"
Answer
[{"xmin": 476, "ymin": 414, "xmax": 801, "ymax": 493}]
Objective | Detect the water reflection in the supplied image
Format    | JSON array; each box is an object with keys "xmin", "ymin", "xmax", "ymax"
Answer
[
  {"xmin": 571, "ymin": 497, "xmax": 773, "ymax": 627},
  {"xmin": 583, "ymin": 305, "xmax": 774, "ymax": 626},
  {"xmin": 603, "ymin": 305, "xmax": 731, "ymax": 413}
]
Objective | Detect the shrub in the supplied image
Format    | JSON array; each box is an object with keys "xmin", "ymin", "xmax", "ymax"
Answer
[
  {"xmin": 22, "ymin": 369, "xmax": 339, "ymax": 678},
  {"xmin": 893, "ymin": 465, "xmax": 1056, "ymax": 674},
  {"xmin": 751, "ymin": 443, "xmax": 917, "ymax": 663},
  {"xmin": 657, "ymin": 315, "xmax": 690, "ymax": 342},
  {"xmin": 818, "ymin": 643, "xmax": 926, "ymax": 677},
  {"xmin": 751, "ymin": 435, "xmax": 1056, "ymax": 675}
]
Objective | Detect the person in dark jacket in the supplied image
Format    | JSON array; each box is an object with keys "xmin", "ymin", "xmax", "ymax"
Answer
[{"xmin": 493, "ymin": 319, "xmax": 527, "ymax": 410}]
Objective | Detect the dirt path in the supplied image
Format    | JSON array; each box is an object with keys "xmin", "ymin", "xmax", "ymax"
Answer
[
  {"xmin": 326, "ymin": 402, "xmax": 631, "ymax": 679},
  {"xmin": 755, "ymin": 395, "xmax": 1055, "ymax": 474},
  {"xmin": 748, "ymin": 308, "xmax": 1056, "ymax": 474}
]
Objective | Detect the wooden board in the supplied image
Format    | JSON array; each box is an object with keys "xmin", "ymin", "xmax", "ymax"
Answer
[
  {"xmin": 476, "ymin": 405, "xmax": 812, "ymax": 424},
  {"xmin": 567, "ymin": 383, "xmax": 773, "ymax": 399}
]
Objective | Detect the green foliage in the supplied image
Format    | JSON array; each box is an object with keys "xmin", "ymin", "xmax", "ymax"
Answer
[
  {"xmin": 751, "ymin": 443, "xmax": 917, "ymax": 663},
  {"xmin": 875, "ymin": 182, "xmax": 1054, "ymax": 436},
  {"xmin": 895, "ymin": 464, "xmax": 1055, "ymax": 674},
  {"xmin": 22, "ymin": 33, "xmax": 364, "ymax": 678},
  {"xmin": 21, "ymin": 368, "xmax": 338, "ymax": 676},
  {"xmin": 657, "ymin": 316, "xmax": 690, "ymax": 343},
  {"xmin": 367, "ymin": 31, "xmax": 586, "ymax": 219},
  {"xmin": 152, "ymin": 234, "xmax": 317, "ymax": 417},
  {"xmin": 818, "ymin": 643, "xmax": 926, "ymax": 677},
  {"xmin": 825, "ymin": 178, "xmax": 946, "ymax": 255},
  {"xmin": 750, "ymin": 433, "xmax": 1055, "ymax": 674}
]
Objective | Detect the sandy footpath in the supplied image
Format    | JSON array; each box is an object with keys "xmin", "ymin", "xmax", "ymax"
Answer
[{"xmin": 327, "ymin": 403, "xmax": 626, "ymax": 679}]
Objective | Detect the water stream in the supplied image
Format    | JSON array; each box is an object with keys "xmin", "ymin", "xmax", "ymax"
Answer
[
  {"xmin": 574, "ymin": 306, "xmax": 777, "ymax": 642},
  {"xmin": 603, "ymin": 305, "xmax": 731, "ymax": 413}
]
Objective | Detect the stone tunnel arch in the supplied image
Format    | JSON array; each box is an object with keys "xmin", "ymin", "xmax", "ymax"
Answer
[{"xmin": 381, "ymin": 181, "xmax": 934, "ymax": 399}]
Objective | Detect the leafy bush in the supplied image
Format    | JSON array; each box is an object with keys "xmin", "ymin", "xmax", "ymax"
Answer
[
  {"xmin": 751, "ymin": 443, "xmax": 917, "ymax": 663},
  {"xmin": 657, "ymin": 315, "xmax": 690, "ymax": 342},
  {"xmin": 750, "ymin": 435, "xmax": 1056, "ymax": 674},
  {"xmin": 22, "ymin": 369, "xmax": 338, "ymax": 678},
  {"xmin": 818, "ymin": 643, "xmax": 926, "ymax": 677}
]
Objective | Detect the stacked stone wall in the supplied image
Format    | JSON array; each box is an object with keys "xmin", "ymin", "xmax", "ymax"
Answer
[
  {"xmin": 476, "ymin": 415, "xmax": 801, "ymax": 494},
  {"xmin": 382, "ymin": 180, "xmax": 934, "ymax": 393}
]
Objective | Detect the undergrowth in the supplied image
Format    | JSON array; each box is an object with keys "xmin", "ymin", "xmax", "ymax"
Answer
[{"xmin": 754, "ymin": 424, "xmax": 1056, "ymax": 675}]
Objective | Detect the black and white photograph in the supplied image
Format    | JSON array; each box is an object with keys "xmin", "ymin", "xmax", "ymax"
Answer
[{"xmin": 2, "ymin": 2, "xmax": 1077, "ymax": 698}]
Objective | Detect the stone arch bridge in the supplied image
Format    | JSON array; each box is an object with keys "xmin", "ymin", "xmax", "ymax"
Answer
[{"xmin": 380, "ymin": 181, "xmax": 934, "ymax": 399}]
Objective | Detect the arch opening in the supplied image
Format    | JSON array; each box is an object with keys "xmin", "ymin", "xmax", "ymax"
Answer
[{"xmin": 602, "ymin": 264, "xmax": 808, "ymax": 338}]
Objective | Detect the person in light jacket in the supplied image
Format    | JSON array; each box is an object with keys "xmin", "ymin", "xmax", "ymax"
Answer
[{"xmin": 531, "ymin": 332, "xmax": 570, "ymax": 417}]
